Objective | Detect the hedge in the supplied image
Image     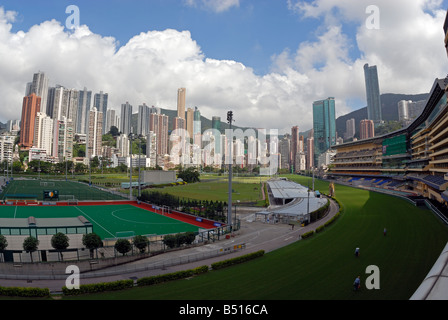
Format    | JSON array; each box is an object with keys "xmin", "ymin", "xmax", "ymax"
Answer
[
  {"xmin": 0, "ymin": 286, "xmax": 50, "ymax": 298},
  {"xmin": 62, "ymin": 279, "xmax": 134, "ymax": 296},
  {"xmin": 211, "ymin": 250, "xmax": 265, "ymax": 270},
  {"xmin": 137, "ymin": 265, "xmax": 209, "ymax": 287},
  {"xmin": 301, "ymin": 230, "xmax": 315, "ymax": 239}
]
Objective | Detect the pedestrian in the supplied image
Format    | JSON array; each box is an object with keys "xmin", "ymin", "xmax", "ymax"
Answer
[
  {"xmin": 355, "ymin": 247, "xmax": 360, "ymax": 257},
  {"xmin": 384, "ymin": 228, "xmax": 387, "ymax": 236},
  {"xmin": 353, "ymin": 276, "xmax": 361, "ymax": 291}
]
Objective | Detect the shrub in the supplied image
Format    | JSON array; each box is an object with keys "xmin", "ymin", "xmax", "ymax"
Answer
[
  {"xmin": 211, "ymin": 250, "xmax": 265, "ymax": 270},
  {"xmin": 0, "ymin": 286, "xmax": 50, "ymax": 298},
  {"xmin": 62, "ymin": 280, "xmax": 134, "ymax": 296},
  {"xmin": 301, "ymin": 230, "xmax": 315, "ymax": 239}
]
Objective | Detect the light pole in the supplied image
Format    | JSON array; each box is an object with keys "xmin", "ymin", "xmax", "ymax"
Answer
[{"xmin": 227, "ymin": 111, "xmax": 234, "ymax": 230}]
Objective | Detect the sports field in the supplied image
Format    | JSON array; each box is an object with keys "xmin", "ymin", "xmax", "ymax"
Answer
[
  {"xmin": 0, "ymin": 204, "xmax": 202, "ymax": 239},
  {"xmin": 69, "ymin": 175, "xmax": 448, "ymax": 300},
  {"xmin": 0, "ymin": 179, "xmax": 125, "ymax": 201}
]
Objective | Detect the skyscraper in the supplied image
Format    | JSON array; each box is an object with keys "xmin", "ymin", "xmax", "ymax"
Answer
[
  {"xmin": 186, "ymin": 107, "xmax": 194, "ymax": 139},
  {"xmin": 345, "ymin": 118, "xmax": 355, "ymax": 140},
  {"xmin": 94, "ymin": 91, "xmax": 108, "ymax": 134},
  {"xmin": 120, "ymin": 102, "xmax": 133, "ymax": 135},
  {"xmin": 20, "ymin": 93, "xmax": 41, "ymax": 149},
  {"xmin": 34, "ymin": 112, "xmax": 53, "ymax": 156},
  {"xmin": 138, "ymin": 103, "xmax": 150, "ymax": 136},
  {"xmin": 313, "ymin": 97, "xmax": 336, "ymax": 167},
  {"xmin": 77, "ymin": 87, "xmax": 92, "ymax": 134},
  {"xmin": 86, "ymin": 107, "xmax": 103, "ymax": 159},
  {"xmin": 291, "ymin": 126, "xmax": 300, "ymax": 170},
  {"xmin": 364, "ymin": 63, "xmax": 382, "ymax": 125},
  {"xmin": 212, "ymin": 116, "xmax": 221, "ymax": 155},
  {"xmin": 177, "ymin": 88, "xmax": 186, "ymax": 120},
  {"xmin": 26, "ymin": 72, "xmax": 49, "ymax": 115}
]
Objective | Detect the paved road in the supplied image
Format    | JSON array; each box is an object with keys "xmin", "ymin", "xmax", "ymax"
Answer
[{"xmin": 0, "ymin": 198, "xmax": 339, "ymax": 294}]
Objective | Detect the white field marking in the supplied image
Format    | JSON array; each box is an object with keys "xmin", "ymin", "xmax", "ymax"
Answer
[
  {"xmin": 111, "ymin": 208, "xmax": 184, "ymax": 225},
  {"xmin": 74, "ymin": 206, "xmax": 116, "ymax": 238}
]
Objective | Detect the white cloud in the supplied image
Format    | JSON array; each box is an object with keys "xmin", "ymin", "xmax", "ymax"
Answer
[
  {"xmin": 0, "ymin": 1, "xmax": 448, "ymax": 136},
  {"xmin": 184, "ymin": 0, "xmax": 240, "ymax": 13}
]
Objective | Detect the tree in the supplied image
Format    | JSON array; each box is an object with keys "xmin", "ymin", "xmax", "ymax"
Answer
[
  {"xmin": 133, "ymin": 235, "xmax": 148, "ymax": 254},
  {"xmin": 51, "ymin": 232, "xmax": 69, "ymax": 261},
  {"xmin": 23, "ymin": 236, "xmax": 39, "ymax": 263},
  {"xmin": 163, "ymin": 235, "xmax": 177, "ymax": 249},
  {"xmin": 82, "ymin": 233, "xmax": 103, "ymax": 258},
  {"xmin": 114, "ymin": 239, "xmax": 132, "ymax": 256},
  {"xmin": 0, "ymin": 235, "xmax": 8, "ymax": 251},
  {"xmin": 177, "ymin": 167, "xmax": 200, "ymax": 183}
]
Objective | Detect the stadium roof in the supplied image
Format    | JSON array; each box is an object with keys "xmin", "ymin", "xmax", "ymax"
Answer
[
  {"xmin": 268, "ymin": 180, "xmax": 309, "ymax": 199},
  {"xmin": 0, "ymin": 216, "xmax": 91, "ymax": 228}
]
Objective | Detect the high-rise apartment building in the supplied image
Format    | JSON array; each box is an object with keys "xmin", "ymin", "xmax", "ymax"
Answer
[
  {"xmin": 53, "ymin": 117, "xmax": 74, "ymax": 162},
  {"xmin": 177, "ymin": 88, "xmax": 186, "ymax": 120},
  {"xmin": 138, "ymin": 103, "xmax": 150, "ymax": 136},
  {"xmin": 364, "ymin": 63, "xmax": 382, "ymax": 125},
  {"xmin": 105, "ymin": 109, "xmax": 119, "ymax": 134},
  {"xmin": 279, "ymin": 134, "xmax": 291, "ymax": 171},
  {"xmin": 20, "ymin": 93, "xmax": 41, "ymax": 149},
  {"xmin": 120, "ymin": 102, "xmax": 133, "ymax": 136},
  {"xmin": 94, "ymin": 91, "xmax": 108, "ymax": 134},
  {"xmin": 34, "ymin": 112, "xmax": 53, "ymax": 156},
  {"xmin": 360, "ymin": 119, "xmax": 375, "ymax": 140},
  {"xmin": 149, "ymin": 113, "xmax": 169, "ymax": 156},
  {"xmin": 313, "ymin": 97, "xmax": 336, "ymax": 167},
  {"xmin": 345, "ymin": 118, "xmax": 355, "ymax": 140},
  {"xmin": 86, "ymin": 107, "xmax": 103, "ymax": 159},
  {"xmin": 77, "ymin": 87, "xmax": 92, "ymax": 134}
]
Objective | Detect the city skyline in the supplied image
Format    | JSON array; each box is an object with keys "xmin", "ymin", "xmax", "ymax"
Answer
[{"xmin": 1, "ymin": 1, "xmax": 448, "ymax": 134}]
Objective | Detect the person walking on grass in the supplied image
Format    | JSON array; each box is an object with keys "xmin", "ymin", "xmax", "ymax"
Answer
[
  {"xmin": 384, "ymin": 227, "xmax": 387, "ymax": 236},
  {"xmin": 353, "ymin": 276, "xmax": 361, "ymax": 291},
  {"xmin": 355, "ymin": 247, "xmax": 360, "ymax": 257}
]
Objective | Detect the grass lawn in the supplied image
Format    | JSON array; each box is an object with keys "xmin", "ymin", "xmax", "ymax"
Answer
[
  {"xmin": 65, "ymin": 175, "xmax": 448, "ymax": 300},
  {"xmin": 146, "ymin": 179, "xmax": 265, "ymax": 203}
]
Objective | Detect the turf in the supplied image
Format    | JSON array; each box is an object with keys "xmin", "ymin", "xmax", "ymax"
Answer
[
  {"xmin": 66, "ymin": 176, "xmax": 448, "ymax": 300},
  {"xmin": 0, "ymin": 179, "xmax": 125, "ymax": 201},
  {"xmin": 0, "ymin": 205, "xmax": 200, "ymax": 239}
]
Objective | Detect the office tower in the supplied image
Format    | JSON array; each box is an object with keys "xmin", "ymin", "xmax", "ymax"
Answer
[
  {"xmin": 77, "ymin": 87, "xmax": 92, "ymax": 134},
  {"xmin": 360, "ymin": 119, "xmax": 375, "ymax": 139},
  {"xmin": 86, "ymin": 107, "xmax": 103, "ymax": 159},
  {"xmin": 26, "ymin": 72, "xmax": 49, "ymax": 114},
  {"xmin": 345, "ymin": 118, "xmax": 355, "ymax": 140},
  {"xmin": 94, "ymin": 91, "xmax": 108, "ymax": 134},
  {"xmin": 53, "ymin": 117, "xmax": 74, "ymax": 162},
  {"xmin": 313, "ymin": 97, "xmax": 336, "ymax": 167},
  {"xmin": 138, "ymin": 103, "xmax": 150, "ymax": 136},
  {"xmin": 364, "ymin": 64, "xmax": 382, "ymax": 125},
  {"xmin": 177, "ymin": 88, "xmax": 186, "ymax": 120},
  {"xmin": 120, "ymin": 102, "xmax": 133, "ymax": 135},
  {"xmin": 20, "ymin": 94, "xmax": 41, "ymax": 149},
  {"xmin": 186, "ymin": 107, "xmax": 194, "ymax": 138},
  {"xmin": 34, "ymin": 112, "xmax": 53, "ymax": 155},
  {"xmin": 291, "ymin": 126, "xmax": 300, "ymax": 170}
]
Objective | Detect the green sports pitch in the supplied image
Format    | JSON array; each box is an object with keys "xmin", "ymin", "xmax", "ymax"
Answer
[{"xmin": 0, "ymin": 204, "xmax": 201, "ymax": 239}]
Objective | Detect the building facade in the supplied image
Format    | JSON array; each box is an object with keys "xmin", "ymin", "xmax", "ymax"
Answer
[{"xmin": 313, "ymin": 97, "xmax": 336, "ymax": 167}]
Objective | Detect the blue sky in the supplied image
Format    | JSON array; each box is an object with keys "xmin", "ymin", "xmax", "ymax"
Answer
[
  {"xmin": 1, "ymin": 0, "xmax": 448, "ymax": 132},
  {"xmin": 1, "ymin": 0, "xmax": 336, "ymax": 75}
]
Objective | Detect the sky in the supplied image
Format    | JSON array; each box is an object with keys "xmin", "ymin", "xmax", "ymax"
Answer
[{"xmin": 1, "ymin": 0, "xmax": 448, "ymax": 134}]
